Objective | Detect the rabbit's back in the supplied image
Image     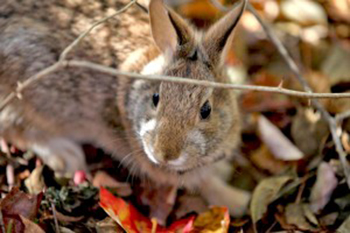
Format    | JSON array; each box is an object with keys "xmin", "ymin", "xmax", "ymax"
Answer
[{"xmin": 0, "ymin": 0, "xmax": 150, "ymax": 151}]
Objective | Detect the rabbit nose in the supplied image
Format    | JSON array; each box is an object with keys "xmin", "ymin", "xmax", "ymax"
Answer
[{"xmin": 153, "ymin": 149, "xmax": 180, "ymax": 164}]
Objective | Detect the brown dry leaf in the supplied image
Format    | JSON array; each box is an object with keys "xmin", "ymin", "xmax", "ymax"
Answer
[
  {"xmin": 337, "ymin": 215, "xmax": 350, "ymax": 233},
  {"xmin": 285, "ymin": 203, "xmax": 318, "ymax": 231},
  {"xmin": 2, "ymin": 214, "xmax": 25, "ymax": 233},
  {"xmin": 92, "ymin": 171, "xmax": 132, "ymax": 197},
  {"xmin": 291, "ymin": 108, "xmax": 329, "ymax": 157},
  {"xmin": 250, "ymin": 144, "xmax": 290, "ymax": 175},
  {"xmin": 20, "ymin": 215, "xmax": 44, "ymax": 233},
  {"xmin": 310, "ymin": 162, "xmax": 338, "ymax": 214},
  {"xmin": 192, "ymin": 206, "xmax": 230, "ymax": 233},
  {"xmin": 250, "ymin": 176, "xmax": 293, "ymax": 223},
  {"xmin": 178, "ymin": 0, "xmax": 222, "ymax": 20},
  {"xmin": 24, "ymin": 166, "xmax": 45, "ymax": 195},
  {"xmin": 258, "ymin": 115, "xmax": 304, "ymax": 161},
  {"xmin": 139, "ymin": 182, "xmax": 177, "ymax": 226},
  {"xmin": 96, "ymin": 217, "xmax": 124, "ymax": 233},
  {"xmin": 328, "ymin": 0, "xmax": 350, "ymax": 23},
  {"xmin": 342, "ymin": 132, "xmax": 350, "ymax": 153},
  {"xmin": 322, "ymin": 44, "xmax": 350, "ymax": 87},
  {"xmin": 319, "ymin": 212, "xmax": 338, "ymax": 226},
  {"xmin": 0, "ymin": 187, "xmax": 43, "ymax": 220},
  {"xmin": 174, "ymin": 194, "xmax": 208, "ymax": 220}
]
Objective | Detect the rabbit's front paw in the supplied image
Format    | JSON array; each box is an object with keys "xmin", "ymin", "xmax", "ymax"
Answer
[{"xmin": 31, "ymin": 138, "xmax": 87, "ymax": 176}]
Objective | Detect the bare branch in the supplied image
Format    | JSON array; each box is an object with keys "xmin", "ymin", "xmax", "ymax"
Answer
[
  {"xmin": 0, "ymin": 62, "xmax": 63, "ymax": 111},
  {"xmin": 67, "ymin": 60, "xmax": 350, "ymax": 99},
  {"xmin": 336, "ymin": 110, "xmax": 350, "ymax": 123}
]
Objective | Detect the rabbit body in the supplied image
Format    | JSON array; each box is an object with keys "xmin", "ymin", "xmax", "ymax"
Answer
[{"xmin": 0, "ymin": 0, "xmax": 250, "ymax": 216}]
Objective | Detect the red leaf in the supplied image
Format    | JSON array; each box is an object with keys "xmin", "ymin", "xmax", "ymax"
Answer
[{"xmin": 99, "ymin": 187, "xmax": 195, "ymax": 233}]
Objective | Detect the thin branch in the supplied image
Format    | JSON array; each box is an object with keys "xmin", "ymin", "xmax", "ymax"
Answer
[
  {"xmin": 135, "ymin": 1, "xmax": 148, "ymax": 13},
  {"xmin": 51, "ymin": 202, "xmax": 60, "ymax": 233},
  {"xmin": 67, "ymin": 60, "xmax": 350, "ymax": 99},
  {"xmin": 336, "ymin": 110, "xmax": 350, "ymax": 123},
  {"xmin": 3, "ymin": 61, "xmax": 350, "ymax": 115},
  {"xmin": 0, "ymin": 62, "xmax": 63, "ymax": 112}
]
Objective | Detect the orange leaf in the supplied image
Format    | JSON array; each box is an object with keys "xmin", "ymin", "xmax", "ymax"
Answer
[
  {"xmin": 193, "ymin": 206, "xmax": 230, "ymax": 232},
  {"xmin": 99, "ymin": 187, "xmax": 195, "ymax": 233}
]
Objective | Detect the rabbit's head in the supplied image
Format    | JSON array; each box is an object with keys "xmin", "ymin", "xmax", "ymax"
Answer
[{"xmin": 128, "ymin": 0, "xmax": 246, "ymax": 173}]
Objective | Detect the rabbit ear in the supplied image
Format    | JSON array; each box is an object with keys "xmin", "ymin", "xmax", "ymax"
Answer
[
  {"xmin": 203, "ymin": 0, "xmax": 247, "ymax": 66},
  {"xmin": 149, "ymin": 0, "xmax": 193, "ymax": 56}
]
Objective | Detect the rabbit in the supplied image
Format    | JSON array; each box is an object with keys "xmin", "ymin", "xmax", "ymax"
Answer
[{"xmin": 0, "ymin": 0, "xmax": 251, "ymax": 216}]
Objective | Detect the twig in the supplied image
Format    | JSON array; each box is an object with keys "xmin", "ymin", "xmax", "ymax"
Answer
[
  {"xmin": 67, "ymin": 60, "xmax": 350, "ymax": 99},
  {"xmin": 336, "ymin": 110, "xmax": 350, "ymax": 123},
  {"xmin": 0, "ymin": 63, "xmax": 63, "ymax": 112},
  {"xmin": 135, "ymin": 1, "xmax": 148, "ymax": 13},
  {"xmin": 2, "ymin": 60, "xmax": 350, "ymax": 115},
  {"xmin": 51, "ymin": 203, "xmax": 60, "ymax": 233}
]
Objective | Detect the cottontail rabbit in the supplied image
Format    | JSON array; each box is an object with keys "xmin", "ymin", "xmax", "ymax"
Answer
[{"xmin": 0, "ymin": 0, "xmax": 250, "ymax": 216}]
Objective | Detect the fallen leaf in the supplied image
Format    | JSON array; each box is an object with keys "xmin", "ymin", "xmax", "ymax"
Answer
[
  {"xmin": 319, "ymin": 212, "xmax": 338, "ymax": 226},
  {"xmin": 93, "ymin": 171, "xmax": 132, "ymax": 197},
  {"xmin": 250, "ymin": 176, "xmax": 293, "ymax": 223},
  {"xmin": 24, "ymin": 166, "xmax": 45, "ymax": 195},
  {"xmin": 322, "ymin": 43, "xmax": 350, "ymax": 86},
  {"xmin": 59, "ymin": 227, "xmax": 76, "ymax": 233},
  {"xmin": 328, "ymin": 0, "xmax": 350, "ymax": 23},
  {"xmin": 96, "ymin": 217, "xmax": 125, "ymax": 233},
  {"xmin": 250, "ymin": 144, "xmax": 291, "ymax": 175},
  {"xmin": 285, "ymin": 203, "xmax": 318, "ymax": 231},
  {"xmin": 193, "ymin": 206, "xmax": 230, "ymax": 233},
  {"xmin": 291, "ymin": 108, "xmax": 329, "ymax": 158},
  {"xmin": 20, "ymin": 215, "xmax": 45, "ymax": 233},
  {"xmin": 258, "ymin": 115, "xmax": 304, "ymax": 161},
  {"xmin": 310, "ymin": 162, "xmax": 338, "ymax": 214},
  {"xmin": 0, "ymin": 187, "xmax": 43, "ymax": 220},
  {"xmin": 281, "ymin": 0, "xmax": 328, "ymax": 26},
  {"xmin": 99, "ymin": 187, "xmax": 195, "ymax": 233},
  {"xmin": 174, "ymin": 194, "xmax": 208, "ymax": 220},
  {"xmin": 139, "ymin": 182, "xmax": 177, "ymax": 225},
  {"xmin": 337, "ymin": 215, "xmax": 350, "ymax": 233}
]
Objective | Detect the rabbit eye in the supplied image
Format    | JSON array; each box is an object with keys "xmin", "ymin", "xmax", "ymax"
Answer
[
  {"xmin": 152, "ymin": 93, "xmax": 159, "ymax": 107},
  {"xmin": 200, "ymin": 101, "xmax": 211, "ymax": 119}
]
